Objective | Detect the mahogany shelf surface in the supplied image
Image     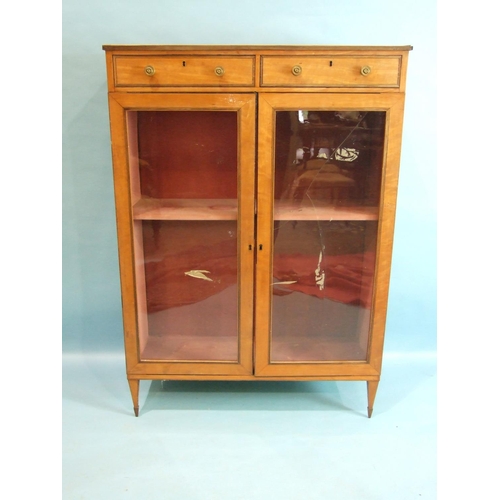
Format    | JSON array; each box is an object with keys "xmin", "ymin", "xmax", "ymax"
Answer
[
  {"xmin": 134, "ymin": 198, "xmax": 238, "ymax": 220},
  {"xmin": 274, "ymin": 202, "xmax": 379, "ymax": 221}
]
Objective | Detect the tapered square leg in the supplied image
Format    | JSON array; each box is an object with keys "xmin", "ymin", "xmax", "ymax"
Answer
[
  {"xmin": 367, "ymin": 380, "xmax": 379, "ymax": 418},
  {"xmin": 128, "ymin": 379, "xmax": 140, "ymax": 417}
]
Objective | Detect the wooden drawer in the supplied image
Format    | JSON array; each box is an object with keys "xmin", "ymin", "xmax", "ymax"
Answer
[
  {"xmin": 114, "ymin": 56, "xmax": 255, "ymax": 87},
  {"xmin": 261, "ymin": 56, "xmax": 401, "ymax": 88}
]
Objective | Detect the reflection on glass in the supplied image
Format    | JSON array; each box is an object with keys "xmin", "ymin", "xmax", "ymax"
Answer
[
  {"xmin": 271, "ymin": 110, "xmax": 385, "ymax": 362},
  {"xmin": 129, "ymin": 111, "xmax": 239, "ymax": 361}
]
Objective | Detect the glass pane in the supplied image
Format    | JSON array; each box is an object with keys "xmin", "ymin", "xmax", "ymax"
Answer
[
  {"xmin": 137, "ymin": 111, "xmax": 237, "ymax": 200},
  {"xmin": 271, "ymin": 110, "xmax": 385, "ymax": 362},
  {"xmin": 139, "ymin": 220, "xmax": 238, "ymax": 361},
  {"xmin": 129, "ymin": 111, "xmax": 239, "ymax": 362}
]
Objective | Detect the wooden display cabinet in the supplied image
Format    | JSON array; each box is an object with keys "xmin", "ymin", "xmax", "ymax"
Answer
[{"xmin": 103, "ymin": 45, "xmax": 412, "ymax": 416}]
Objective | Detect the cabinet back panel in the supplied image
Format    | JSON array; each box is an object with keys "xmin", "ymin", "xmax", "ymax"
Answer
[{"xmin": 136, "ymin": 111, "xmax": 238, "ymax": 199}]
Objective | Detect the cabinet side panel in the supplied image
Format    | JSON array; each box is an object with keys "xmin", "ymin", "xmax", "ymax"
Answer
[
  {"xmin": 105, "ymin": 51, "xmax": 116, "ymax": 92},
  {"xmin": 368, "ymin": 94, "xmax": 405, "ymax": 371},
  {"xmin": 133, "ymin": 220, "xmax": 149, "ymax": 354},
  {"xmin": 127, "ymin": 111, "xmax": 141, "ymax": 205},
  {"xmin": 108, "ymin": 96, "xmax": 140, "ymax": 369}
]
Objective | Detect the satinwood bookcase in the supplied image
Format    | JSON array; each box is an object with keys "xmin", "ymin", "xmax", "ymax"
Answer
[{"xmin": 103, "ymin": 45, "xmax": 412, "ymax": 416}]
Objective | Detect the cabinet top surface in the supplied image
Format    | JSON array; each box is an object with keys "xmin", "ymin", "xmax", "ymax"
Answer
[{"xmin": 102, "ymin": 44, "xmax": 413, "ymax": 52}]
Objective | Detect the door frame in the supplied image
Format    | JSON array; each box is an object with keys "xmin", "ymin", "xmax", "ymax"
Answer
[
  {"xmin": 254, "ymin": 92, "xmax": 405, "ymax": 377},
  {"xmin": 108, "ymin": 92, "xmax": 256, "ymax": 376}
]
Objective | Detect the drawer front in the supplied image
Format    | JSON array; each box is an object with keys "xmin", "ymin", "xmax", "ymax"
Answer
[
  {"xmin": 114, "ymin": 56, "xmax": 255, "ymax": 87},
  {"xmin": 261, "ymin": 56, "xmax": 401, "ymax": 87}
]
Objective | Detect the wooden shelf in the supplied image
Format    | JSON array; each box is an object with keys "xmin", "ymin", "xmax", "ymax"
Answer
[
  {"xmin": 274, "ymin": 202, "xmax": 378, "ymax": 221},
  {"xmin": 133, "ymin": 198, "xmax": 238, "ymax": 220},
  {"xmin": 133, "ymin": 199, "xmax": 378, "ymax": 221}
]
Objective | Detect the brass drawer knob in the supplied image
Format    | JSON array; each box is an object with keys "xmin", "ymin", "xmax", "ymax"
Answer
[
  {"xmin": 144, "ymin": 65, "xmax": 155, "ymax": 76},
  {"xmin": 214, "ymin": 66, "xmax": 225, "ymax": 76},
  {"xmin": 361, "ymin": 65, "xmax": 371, "ymax": 76},
  {"xmin": 291, "ymin": 65, "xmax": 302, "ymax": 76}
]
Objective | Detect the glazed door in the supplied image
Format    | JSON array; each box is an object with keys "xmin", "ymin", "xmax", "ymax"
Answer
[
  {"xmin": 255, "ymin": 93, "xmax": 404, "ymax": 377},
  {"xmin": 108, "ymin": 93, "xmax": 255, "ymax": 376}
]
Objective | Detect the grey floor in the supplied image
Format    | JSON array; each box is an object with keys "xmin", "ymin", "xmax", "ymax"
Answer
[{"xmin": 63, "ymin": 352, "xmax": 436, "ymax": 499}]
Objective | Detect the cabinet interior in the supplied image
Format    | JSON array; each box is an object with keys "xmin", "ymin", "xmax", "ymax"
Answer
[{"xmin": 126, "ymin": 107, "xmax": 384, "ymax": 363}]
